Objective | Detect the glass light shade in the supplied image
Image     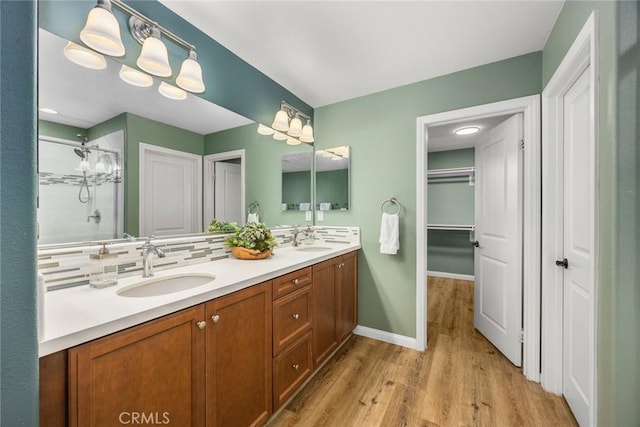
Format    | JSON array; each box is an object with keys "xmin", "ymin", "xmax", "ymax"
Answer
[
  {"xmin": 271, "ymin": 109, "xmax": 290, "ymax": 131},
  {"xmin": 119, "ymin": 65, "xmax": 153, "ymax": 87},
  {"xmin": 80, "ymin": 5, "xmax": 125, "ymax": 57},
  {"xmin": 272, "ymin": 131, "xmax": 288, "ymax": 141},
  {"xmin": 287, "ymin": 138, "xmax": 302, "ymax": 146},
  {"xmin": 95, "ymin": 160, "xmax": 105, "ymax": 173},
  {"xmin": 137, "ymin": 30, "xmax": 172, "ymax": 77},
  {"xmin": 176, "ymin": 51, "xmax": 205, "ymax": 93},
  {"xmin": 287, "ymin": 117, "xmax": 302, "ymax": 137},
  {"xmin": 78, "ymin": 159, "xmax": 90, "ymax": 172},
  {"xmin": 257, "ymin": 124, "xmax": 275, "ymax": 135},
  {"xmin": 158, "ymin": 82, "xmax": 187, "ymax": 100},
  {"xmin": 63, "ymin": 42, "xmax": 107, "ymax": 70},
  {"xmin": 299, "ymin": 123, "xmax": 315, "ymax": 143}
]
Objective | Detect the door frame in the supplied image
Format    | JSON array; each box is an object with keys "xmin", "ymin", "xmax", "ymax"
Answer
[
  {"xmin": 416, "ymin": 94, "xmax": 541, "ymax": 382},
  {"xmin": 139, "ymin": 143, "xmax": 203, "ymax": 236},
  {"xmin": 541, "ymin": 10, "xmax": 598, "ymax": 420},
  {"xmin": 203, "ymin": 150, "xmax": 245, "ymax": 229}
]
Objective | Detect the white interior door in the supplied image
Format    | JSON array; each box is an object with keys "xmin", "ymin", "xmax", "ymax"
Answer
[
  {"xmin": 214, "ymin": 161, "xmax": 242, "ymax": 224},
  {"xmin": 474, "ymin": 113, "xmax": 523, "ymax": 366},
  {"xmin": 139, "ymin": 144, "xmax": 202, "ymax": 237},
  {"xmin": 561, "ymin": 65, "xmax": 594, "ymax": 427}
]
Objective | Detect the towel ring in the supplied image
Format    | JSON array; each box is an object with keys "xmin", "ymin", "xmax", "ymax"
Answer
[
  {"xmin": 248, "ymin": 201, "xmax": 259, "ymax": 214},
  {"xmin": 380, "ymin": 198, "xmax": 401, "ymax": 215}
]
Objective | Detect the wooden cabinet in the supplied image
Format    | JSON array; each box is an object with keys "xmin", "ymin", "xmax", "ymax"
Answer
[
  {"xmin": 206, "ymin": 281, "xmax": 272, "ymax": 427},
  {"xmin": 336, "ymin": 251, "xmax": 358, "ymax": 342},
  {"xmin": 312, "ymin": 252, "xmax": 358, "ymax": 367},
  {"xmin": 39, "ymin": 350, "xmax": 68, "ymax": 427},
  {"xmin": 272, "ymin": 331, "xmax": 313, "ymax": 409},
  {"xmin": 68, "ymin": 305, "xmax": 206, "ymax": 427},
  {"xmin": 273, "ymin": 286, "xmax": 312, "ymax": 355}
]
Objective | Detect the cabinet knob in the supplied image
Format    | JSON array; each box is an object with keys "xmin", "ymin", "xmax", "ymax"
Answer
[
  {"xmin": 292, "ymin": 313, "xmax": 300, "ymax": 320},
  {"xmin": 197, "ymin": 321, "xmax": 206, "ymax": 330},
  {"xmin": 292, "ymin": 278, "xmax": 299, "ymax": 285},
  {"xmin": 292, "ymin": 364, "xmax": 300, "ymax": 370},
  {"xmin": 211, "ymin": 314, "xmax": 220, "ymax": 323}
]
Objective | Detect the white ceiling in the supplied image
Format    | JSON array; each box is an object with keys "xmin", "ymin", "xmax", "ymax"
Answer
[
  {"xmin": 160, "ymin": 0, "xmax": 564, "ymax": 107},
  {"xmin": 38, "ymin": 30, "xmax": 252, "ymax": 134},
  {"xmin": 427, "ymin": 115, "xmax": 511, "ymax": 152}
]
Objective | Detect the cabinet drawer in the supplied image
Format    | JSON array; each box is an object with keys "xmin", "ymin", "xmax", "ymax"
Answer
[
  {"xmin": 273, "ymin": 267, "xmax": 312, "ymax": 300},
  {"xmin": 273, "ymin": 286, "xmax": 312, "ymax": 355},
  {"xmin": 273, "ymin": 331, "xmax": 313, "ymax": 410}
]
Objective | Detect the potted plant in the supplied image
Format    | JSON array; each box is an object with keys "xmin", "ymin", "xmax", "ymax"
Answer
[
  {"xmin": 225, "ymin": 222, "xmax": 278, "ymax": 260},
  {"xmin": 207, "ymin": 219, "xmax": 239, "ymax": 233}
]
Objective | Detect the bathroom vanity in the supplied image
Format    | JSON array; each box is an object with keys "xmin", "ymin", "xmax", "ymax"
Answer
[{"xmin": 39, "ymin": 243, "xmax": 359, "ymax": 427}]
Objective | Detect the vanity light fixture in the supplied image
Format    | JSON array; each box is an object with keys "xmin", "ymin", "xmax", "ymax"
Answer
[
  {"xmin": 77, "ymin": 0, "xmax": 205, "ymax": 91},
  {"xmin": 119, "ymin": 65, "xmax": 153, "ymax": 87},
  {"xmin": 38, "ymin": 107, "xmax": 59, "ymax": 115},
  {"xmin": 454, "ymin": 126, "xmax": 480, "ymax": 135},
  {"xmin": 63, "ymin": 41, "xmax": 107, "ymax": 70},
  {"xmin": 158, "ymin": 82, "xmax": 187, "ymax": 100},
  {"xmin": 258, "ymin": 101, "xmax": 314, "ymax": 145}
]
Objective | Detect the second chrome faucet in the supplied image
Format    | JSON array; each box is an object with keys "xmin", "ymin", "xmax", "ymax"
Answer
[{"xmin": 141, "ymin": 236, "xmax": 166, "ymax": 277}]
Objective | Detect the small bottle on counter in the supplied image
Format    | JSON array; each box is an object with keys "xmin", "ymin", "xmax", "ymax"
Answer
[{"xmin": 89, "ymin": 243, "xmax": 118, "ymax": 288}]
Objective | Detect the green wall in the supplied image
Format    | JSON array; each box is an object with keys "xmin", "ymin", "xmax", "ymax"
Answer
[
  {"xmin": 0, "ymin": 1, "xmax": 39, "ymax": 424},
  {"xmin": 39, "ymin": 120, "xmax": 86, "ymax": 141},
  {"xmin": 314, "ymin": 52, "xmax": 542, "ymax": 337},
  {"xmin": 316, "ymin": 169, "xmax": 349, "ymax": 210},
  {"xmin": 204, "ymin": 124, "xmax": 313, "ymax": 227},
  {"xmin": 282, "ymin": 171, "xmax": 312, "ymax": 208},
  {"xmin": 427, "ymin": 148, "xmax": 475, "ymax": 275}
]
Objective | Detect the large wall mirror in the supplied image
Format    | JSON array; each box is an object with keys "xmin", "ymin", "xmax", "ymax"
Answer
[
  {"xmin": 281, "ymin": 152, "xmax": 312, "ymax": 212},
  {"xmin": 315, "ymin": 146, "xmax": 350, "ymax": 211}
]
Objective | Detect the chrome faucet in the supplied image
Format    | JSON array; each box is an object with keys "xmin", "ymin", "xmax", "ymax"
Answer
[
  {"xmin": 292, "ymin": 225, "xmax": 313, "ymax": 247},
  {"xmin": 141, "ymin": 236, "xmax": 165, "ymax": 277}
]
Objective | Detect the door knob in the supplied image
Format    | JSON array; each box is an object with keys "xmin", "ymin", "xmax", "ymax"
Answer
[
  {"xmin": 555, "ymin": 258, "xmax": 569, "ymax": 269},
  {"xmin": 292, "ymin": 313, "xmax": 300, "ymax": 320},
  {"xmin": 292, "ymin": 278, "xmax": 299, "ymax": 285},
  {"xmin": 471, "ymin": 241, "xmax": 480, "ymax": 247},
  {"xmin": 197, "ymin": 321, "xmax": 206, "ymax": 330},
  {"xmin": 211, "ymin": 314, "xmax": 220, "ymax": 323}
]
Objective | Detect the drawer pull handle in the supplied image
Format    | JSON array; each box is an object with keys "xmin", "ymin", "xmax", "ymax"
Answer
[
  {"xmin": 211, "ymin": 314, "xmax": 220, "ymax": 323},
  {"xmin": 292, "ymin": 313, "xmax": 300, "ymax": 320},
  {"xmin": 292, "ymin": 278, "xmax": 299, "ymax": 285},
  {"xmin": 197, "ymin": 321, "xmax": 206, "ymax": 330},
  {"xmin": 292, "ymin": 364, "xmax": 300, "ymax": 370}
]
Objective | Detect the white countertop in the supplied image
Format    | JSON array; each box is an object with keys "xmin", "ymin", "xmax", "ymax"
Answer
[{"xmin": 39, "ymin": 242, "xmax": 360, "ymax": 357}]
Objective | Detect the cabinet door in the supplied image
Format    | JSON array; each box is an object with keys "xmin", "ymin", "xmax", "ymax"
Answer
[
  {"xmin": 336, "ymin": 252, "xmax": 358, "ymax": 342},
  {"xmin": 68, "ymin": 306, "xmax": 206, "ymax": 427},
  {"xmin": 312, "ymin": 258, "xmax": 338, "ymax": 367},
  {"xmin": 206, "ymin": 282, "xmax": 272, "ymax": 427}
]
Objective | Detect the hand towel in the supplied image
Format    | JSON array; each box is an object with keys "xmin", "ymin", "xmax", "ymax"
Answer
[
  {"xmin": 299, "ymin": 203, "xmax": 311, "ymax": 211},
  {"xmin": 379, "ymin": 212, "xmax": 400, "ymax": 255},
  {"xmin": 319, "ymin": 203, "xmax": 332, "ymax": 211},
  {"xmin": 247, "ymin": 212, "xmax": 259, "ymax": 223}
]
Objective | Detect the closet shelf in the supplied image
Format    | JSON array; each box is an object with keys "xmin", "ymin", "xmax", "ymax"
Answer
[
  {"xmin": 427, "ymin": 224, "xmax": 475, "ymax": 231},
  {"xmin": 427, "ymin": 167, "xmax": 475, "ymax": 185}
]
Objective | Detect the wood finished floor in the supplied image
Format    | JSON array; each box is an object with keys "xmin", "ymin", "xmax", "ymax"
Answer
[{"xmin": 269, "ymin": 277, "xmax": 577, "ymax": 427}]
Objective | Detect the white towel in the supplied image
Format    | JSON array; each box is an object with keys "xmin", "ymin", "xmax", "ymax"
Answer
[
  {"xmin": 299, "ymin": 203, "xmax": 311, "ymax": 211},
  {"xmin": 379, "ymin": 213, "xmax": 400, "ymax": 255},
  {"xmin": 319, "ymin": 203, "xmax": 332, "ymax": 211},
  {"xmin": 247, "ymin": 212, "xmax": 259, "ymax": 223}
]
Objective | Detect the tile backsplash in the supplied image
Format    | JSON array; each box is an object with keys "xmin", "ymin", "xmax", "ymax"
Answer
[{"xmin": 38, "ymin": 226, "xmax": 359, "ymax": 292}]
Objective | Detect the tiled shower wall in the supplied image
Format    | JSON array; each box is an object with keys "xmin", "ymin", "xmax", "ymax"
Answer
[{"xmin": 38, "ymin": 226, "xmax": 360, "ymax": 292}]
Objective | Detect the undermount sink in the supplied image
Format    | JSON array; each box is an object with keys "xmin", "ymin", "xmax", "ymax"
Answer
[
  {"xmin": 295, "ymin": 246, "xmax": 332, "ymax": 252},
  {"xmin": 117, "ymin": 273, "xmax": 215, "ymax": 298}
]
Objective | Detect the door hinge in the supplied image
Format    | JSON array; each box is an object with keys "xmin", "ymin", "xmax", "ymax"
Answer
[
  {"xmin": 519, "ymin": 329, "xmax": 525, "ymax": 343},
  {"xmin": 520, "ymin": 139, "xmax": 525, "ymax": 150}
]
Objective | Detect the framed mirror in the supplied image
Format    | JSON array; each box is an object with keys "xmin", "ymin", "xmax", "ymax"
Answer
[
  {"xmin": 281, "ymin": 152, "xmax": 313, "ymax": 213},
  {"xmin": 315, "ymin": 146, "xmax": 350, "ymax": 211}
]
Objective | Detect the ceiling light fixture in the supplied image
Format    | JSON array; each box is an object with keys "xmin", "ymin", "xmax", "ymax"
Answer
[
  {"xmin": 258, "ymin": 101, "xmax": 314, "ymax": 145},
  {"xmin": 39, "ymin": 107, "xmax": 59, "ymax": 115},
  {"xmin": 454, "ymin": 126, "xmax": 480, "ymax": 135},
  {"xmin": 158, "ymin": 82, "xmax": 187, "ymax": 100},
  {"xmin": 119, "ymin": 64, "xmax": 153, "ymax": 87},
  {"xmin": 76, "ymin": 0, "xmax": 205, "ymax": 91},
  {"xmin": 63, "ymin": 41, "xmax": 107, "ymax": 70}
]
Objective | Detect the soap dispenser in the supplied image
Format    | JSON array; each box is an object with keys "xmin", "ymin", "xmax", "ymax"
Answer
[{"xmin": 89, "ymin": 243, "xmax": 118, "ymax": 288}]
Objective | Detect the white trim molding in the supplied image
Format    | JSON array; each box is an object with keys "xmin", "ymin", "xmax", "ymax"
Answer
[
  {"xmin": 353, "ymin": 325, "xmax": 418, "ymax": 350},
  {"xmin": 427, "ymin": 271, "xmax": 475, "ymax": 282},
  {"xmin": 416, "ymin": 94, "xmax": 542, "ymax": 382},
  {"xmin": 541, "ymin": 11, "xmax": 598, "ymax": 425},
  {"xmin": 203, "ymin": 150, "xmax": 246, "ymax": 229}
]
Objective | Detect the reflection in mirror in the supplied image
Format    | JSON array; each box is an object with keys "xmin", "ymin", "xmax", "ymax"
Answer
[
  {"xmin": 315, "ymin": 146, "xmax": 350, "ymax": 211},
  {"xmin": 37, "ymin": 28, "xmax": 252, "ymax": 246},
  {"xmin": 281, "ymin": 152, "xmax": 312, "ymax": 212}
]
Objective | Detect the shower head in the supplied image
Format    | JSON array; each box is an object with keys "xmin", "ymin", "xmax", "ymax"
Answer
[{"xmin": 74, "ymin": 148, "xmax": 86, "ymax": 159}]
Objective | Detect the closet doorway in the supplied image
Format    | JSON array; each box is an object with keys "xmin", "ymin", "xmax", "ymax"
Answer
[
  {"xmin": 416, "ymin": 95, "xmax": 541, "ymax": 382},
  {"xmin": 204, "ymin": 150, "xmax": 246, "ymax": 228}
]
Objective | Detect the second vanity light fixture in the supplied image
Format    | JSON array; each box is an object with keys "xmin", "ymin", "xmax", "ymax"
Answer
[
  {"xmin": 257, "ymin": 101, "xmax": 314, "ymax": 145},
  {"xmin": 73, "ymin": 0, "xmax": 205, "ymax": 98}
]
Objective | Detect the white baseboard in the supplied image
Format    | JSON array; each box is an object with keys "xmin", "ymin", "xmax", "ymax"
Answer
[
  {"xmin": 353, "ymin": 325, "xmax": 418, "ymax": 350},
  {"xmin": 427, "ymin": 270, "xmax": 475, "ymax": 281}
]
